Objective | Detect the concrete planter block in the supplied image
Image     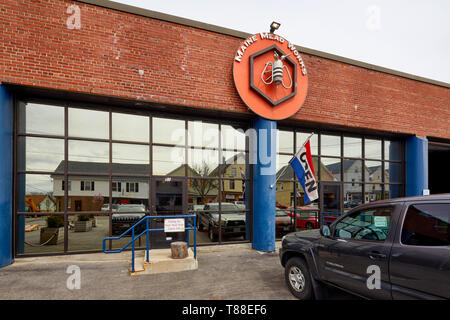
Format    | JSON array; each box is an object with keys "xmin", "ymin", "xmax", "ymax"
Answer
[{"xmin": 74, "ymin": 220, "xmax": 92, "ymax": 232}]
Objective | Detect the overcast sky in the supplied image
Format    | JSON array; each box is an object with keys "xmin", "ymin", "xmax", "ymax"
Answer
[{"xmin": 113, "ymin": 0, "xmax": 450, "ymax": 84}]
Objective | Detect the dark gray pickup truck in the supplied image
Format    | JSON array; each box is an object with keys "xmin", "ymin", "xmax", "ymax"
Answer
[{"xmin": 279, "ymin": 194, "xmax": 450, "ymax": 300}]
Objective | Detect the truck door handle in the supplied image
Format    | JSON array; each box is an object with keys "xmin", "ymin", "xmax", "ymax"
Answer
[{"xmin": 369, "ymin": 251, "xmax": 387, "ymax": 260}]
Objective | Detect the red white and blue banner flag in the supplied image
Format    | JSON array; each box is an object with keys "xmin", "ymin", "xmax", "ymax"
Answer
[{"xmin": 290, "ymin": 137, "xmax": 318, "ymax": 204}]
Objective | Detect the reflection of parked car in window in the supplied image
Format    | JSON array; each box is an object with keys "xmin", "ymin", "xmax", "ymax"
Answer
[
  {"xmin": 286, "ymin": 207, "xmax": 319, "ymax": 229},
  {"xmin": 197, "ymin": 202, "xmax": 246, "ymax": 241},
  {"xmin": 101, "ymin": 203, "xmax": 119, "ymax": 212},
  {"xmin": 285, "ymin": 207, "xmax": 343, "ymax": 228},
  {"xmin": 279, "ymin": 195, "xmax": 450, "ymax": 300},
  {"xmin": 188, "ymin": 204, "xmax": 206, "ymax": 226},
  {"xmin": 344, "ymin": 200, "xmax": 361, "ymax": 209},
  {"xmin": 321, "ymin": 211, "xmax": 344, "ymax": 225},
  {"xmin": 275, "ymin": 210, "xmax": 293, "ymax": 236},
  {"xmin": 112, "ymin": 204, "xmax": 146, "ymax": 235},
  {"xmin": 234, "ymin": 201, "xmax": 245, "ymax": 209}
]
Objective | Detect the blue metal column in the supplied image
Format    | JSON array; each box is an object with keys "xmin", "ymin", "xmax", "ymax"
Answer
[
  {"xmin": 0, "ymin": 85, "xmax": 13, "ymax": 268},
  {"xmin": 406, "ymin": 136, "xmax": 428, "ymax": 196},
  {"xmin": 252, "ymin": 117, "xmax": 276, "ymax": 252}
]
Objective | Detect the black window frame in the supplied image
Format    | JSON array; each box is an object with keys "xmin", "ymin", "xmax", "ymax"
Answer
[
  {"xmin": 112, "ymin": 181, "xmax": 121, "ymax": 192},
  {"xmin": 80, "ymin": 180, "xmax": 94, "ymax": 191},
  {"xmin": 276, "ymin": 127, "xmax": 406, "ymax": 232},
  {"xmin": 13, "ymin": 96, "xmax": 252, "ymax": 256}
]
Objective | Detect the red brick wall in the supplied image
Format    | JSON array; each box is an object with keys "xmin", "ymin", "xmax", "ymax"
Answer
[{"xmin": 1, "ymin": 0, "xmax": 449, "ymax": 139}]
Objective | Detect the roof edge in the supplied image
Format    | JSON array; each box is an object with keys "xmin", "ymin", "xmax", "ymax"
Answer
[{"xmin": 77, "ymin": 0, "xmax": 449, "ymax": 89}]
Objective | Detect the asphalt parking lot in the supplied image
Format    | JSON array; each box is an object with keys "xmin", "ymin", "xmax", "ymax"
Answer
[{"xmin": 0, "ymin": 243, "xmax": 358, "ymax": 300}]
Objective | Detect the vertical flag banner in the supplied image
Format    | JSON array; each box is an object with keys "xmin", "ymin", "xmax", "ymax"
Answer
[{"xmin": 290, "ymin": 139, "xmax": 318, "ymax": 204}]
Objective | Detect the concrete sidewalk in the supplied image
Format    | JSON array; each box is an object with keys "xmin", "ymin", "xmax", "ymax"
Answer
[{"xmin": 0, "ymin": 242, "xmax": 356, "ymax": 300}]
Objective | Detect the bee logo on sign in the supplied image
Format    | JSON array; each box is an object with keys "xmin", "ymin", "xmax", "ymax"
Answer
[
  {"xmin": 233, "ymin": 32, "xmax": 308, "ymax": 120},
  {"xmin": 261, "ymin": 51, "xmax": 293, "ymax": 89}
]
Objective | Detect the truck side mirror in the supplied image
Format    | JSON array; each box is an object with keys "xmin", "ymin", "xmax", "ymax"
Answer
[{"xmin": 320, "ymin": 225, "xmax": 331, "ymax": 237}]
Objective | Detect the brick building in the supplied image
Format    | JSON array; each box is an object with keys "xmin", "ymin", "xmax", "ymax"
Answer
[{"xmin": 0, "ymin": 0, "xmax": 449, "ymax": 265}]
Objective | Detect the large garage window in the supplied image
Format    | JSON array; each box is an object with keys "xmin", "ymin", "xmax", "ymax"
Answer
[
  {"xmin": 275, "ymin": 128, "xmax": 405, "ymax": 235},
  {"xmin": 15, "ymin": 101, "xmax": 250, "ymax": 256}
]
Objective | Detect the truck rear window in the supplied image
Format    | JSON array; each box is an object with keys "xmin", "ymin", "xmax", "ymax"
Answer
[{"xmin": 401, "ymin": 203, "xmax": 449, "ymax": 246}]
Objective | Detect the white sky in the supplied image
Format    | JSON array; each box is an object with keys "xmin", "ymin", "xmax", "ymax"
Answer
[{"xmin": 112, "ymin": 0, "xmax": 450, "ymax": 83}]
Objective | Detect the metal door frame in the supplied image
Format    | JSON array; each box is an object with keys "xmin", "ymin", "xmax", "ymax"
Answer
[
  {"xmin": 151, "ymin": 177, "xmax": 186, "ymax": 216},
  {"xmin": 320, "ymin": 181, "xmax": 343, "ymax": 224}
]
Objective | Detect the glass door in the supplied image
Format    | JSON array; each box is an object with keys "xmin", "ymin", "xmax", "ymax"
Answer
[
  {"xmin": 320, "ymin": 182, "xmax": 343, "ymax": 226},
  {"xmin": 150, "ymin": 178, "xmax": 185, "ymax": 249}
]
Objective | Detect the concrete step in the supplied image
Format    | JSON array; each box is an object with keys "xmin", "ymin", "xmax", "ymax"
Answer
[{"xmin": 130, "ymin": 248, "xmax": 198, "ymax": 276}]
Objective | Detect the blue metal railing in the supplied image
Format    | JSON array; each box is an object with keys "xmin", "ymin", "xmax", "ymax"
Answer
[{"xmin": 103, "ymin": 214, "xmax": 197, "ymax": 272}]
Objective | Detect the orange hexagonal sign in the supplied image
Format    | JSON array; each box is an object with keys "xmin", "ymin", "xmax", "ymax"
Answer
[{"xmin": 233, "ymin": 33, "xmax": 308, "ymax": 120}]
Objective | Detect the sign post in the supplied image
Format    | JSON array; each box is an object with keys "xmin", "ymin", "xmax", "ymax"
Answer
[
  {"xmin": 232, "ymin": 28, "xmax": 309, "ymax": 251},
  {"xmin": 252, "ymin": 118, "xmax": 277, "ymax": 251}
]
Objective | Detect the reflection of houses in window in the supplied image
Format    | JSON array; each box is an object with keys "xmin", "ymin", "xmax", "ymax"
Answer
[
  {"xmin": 325, "ymin": 160, "xmax": 391, "ymax": 203},
  {"xmin": 163, "ymin": 164, "xmax": 218, "ymax": 206},
  {"xmin": 274, "ymin": 166, "xmax": 294, "ymax": 208},
  {"xmin": 112, "ymin": 181, "xmax": 121, "ymax": 192},
  {"xmin": 25, "ymin": 194, "xmax": 57, "ymax": 212},
  {"xmin": 126, "ymin": 182, "xmax": 139, "ymax": 193},
  {"xmin": 62, "ymin": 180, "xmax": 71, "ymax": 191},
  {"xmin": 166, "ymin": 164, "xmax": 197, "ymax": 177},
  {"xmin": 52, "ymin": 161, "xmax": 149, "ymax": 211},
  {"xmin": 326, "ymin": 160, "xmax": 367, "ymax": 186},
  {"xmin": 185, "ymin": 152, "xmax": 247, "ymax": 205},
  {"xmin": 212, "ymin": 152, "xmax": 246, "ymax": 203},
  {"xmin": 367, "ymin": 165, "xmax": 389, "ymax": 184},
  {"xmin": 188, "ymin": 179, "xmax": 218, "ymax": 205},
  {"xmin": 366, "ymin": 165, "xmax": 383, "ymax": 202},
  {"xmin": 368, "ymin": 166, "xmax": 381, "ymax": 182},
  {"xmin": 216, "ymin": 152, "xmax": 246, "ymax": 177},
  {"xmin": 40, "ymin": 195, "xmax": 57, "ymax": 212},
  {"xmin": 157, "ymin": 163, "xmax": 219, "ymax": 206},
  {"xmin": 326, "ymin": 160, "xmax": 366, "ymax": 204},
  {"xmin": 165, "ymin": 164, "xmax": 218, "ymax": 206},
  {"xmin": 80, "ymin": 181, "xmax": 95, "ymax": 191},
  {"xmin": 366, "ymin": 165, "xmax": 390, "ymax": 201}
]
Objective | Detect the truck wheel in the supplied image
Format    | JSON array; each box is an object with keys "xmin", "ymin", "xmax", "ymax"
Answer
[
  {"xmin": 285, "ymin": 257, "xmax": 313, "ymax": 300},
  {"xmin": 198, "ymin": 221, "xmax": 203, "ymax": 231},
  {"xmin": 306, "ymin": 222, "xmax": 313, "ymax": 229}
]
